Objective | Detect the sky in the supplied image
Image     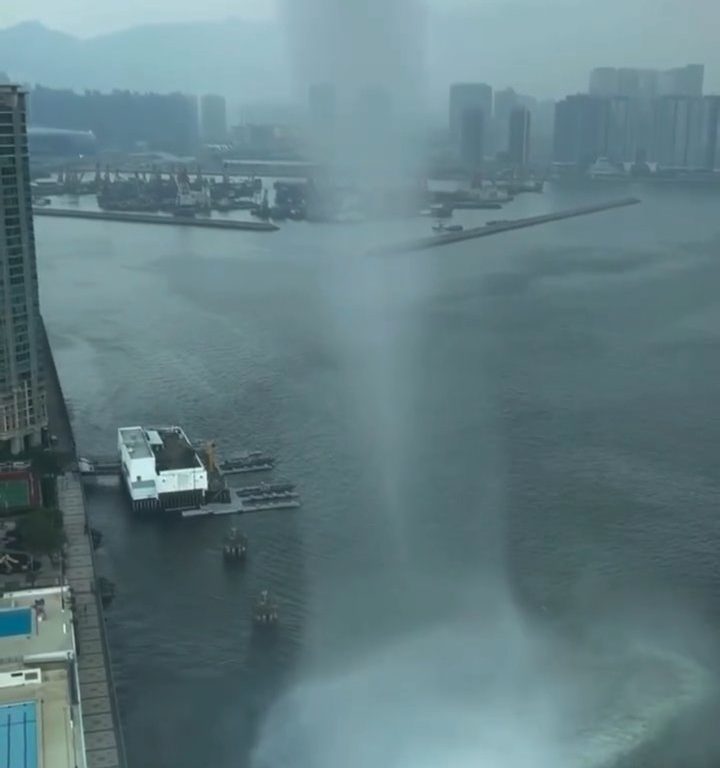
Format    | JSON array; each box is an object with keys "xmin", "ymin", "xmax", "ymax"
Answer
[
  {"xmin": 0, "ymin": 0, "xmax": 718, "ymax": 100},
  {"xmin": 0, "ymin": 0, "xmax": 277, "ymax": 35},
  {"xmin": 3, "ymin": 0, "xmax": 553, "ymax": 37}
]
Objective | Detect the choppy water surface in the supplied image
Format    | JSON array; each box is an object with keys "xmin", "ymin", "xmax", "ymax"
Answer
[{"xmin": 36, "ymin": 184, "xmax": 720, "ymax": 767}]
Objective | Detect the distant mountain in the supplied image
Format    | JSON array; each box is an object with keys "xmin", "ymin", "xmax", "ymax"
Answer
[
  {"xmin": 1, "ymin": 3, "xmax": 718, "ymax": 110},
  {"xmin": 0, "ymin": 20, "xmax": 291, "ymax": 104}
]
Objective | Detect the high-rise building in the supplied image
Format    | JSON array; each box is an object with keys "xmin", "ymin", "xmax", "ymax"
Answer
[
  {"xmin": 553, "ymin": 94, "xmax": 608, "ymax": 166},
  {"xmin": 605, "ymin": 97, "xmax": 639, "ymax": 162},
  {"xmin": 589, "ymin": 65, "xmax": 704, "ymax": 99},
  {"xmin": 508, "ymin": 106, "xmax": 531, "ymax": 166},
  {"xmin": 589, "ymin": 68, "xmax": 620, "ymax": 97},
  {"xmin": 459, "ymin": 107, "xmax": 485, "ymax": 170},
  {"xmin": 450, "ymin": 83, "xmax": 492, "ymax": 140},
  {"xmin": 29, "ymin": 86, "xmax": 199, "ymax": 155},
  {"xmin": 0, "ymin": 85, "xmax": 46, "ymax": 453},
  {"xmin": 200, "ymin": 94, "xmax": 227, "ymax": 144},
  {"xmin": 652, "ymin": 96, "xmax": 706, "ymax": 168},
  {"xmin": 657, "ymin": 65, "xmax": 704, "ymax": 97},
  {"xmin": 494, "ymin": 88, "xmax": 518, "ymax": 128},
  {"xmin": 701, "ymin": 96, "xmax": 720, "ymax": 170}
]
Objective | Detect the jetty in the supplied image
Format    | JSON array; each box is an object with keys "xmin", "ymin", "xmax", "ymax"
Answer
[
  {"xmin": 33, "ymin": 207, "xmax": 279, "ymax": 232},
  {"xmin": 377, "ymin": 197, "xmax": 641, "ymax": 254}
]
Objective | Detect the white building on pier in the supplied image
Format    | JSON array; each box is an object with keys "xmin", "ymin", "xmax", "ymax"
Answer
[{"xmin": 117, "ymin": 426, "xmax": 207, "ymax": 511}]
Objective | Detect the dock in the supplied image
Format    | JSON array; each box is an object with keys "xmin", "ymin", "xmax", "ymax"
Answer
[
  {"xmin": 180, "ymin": 496, "xmax": 300, "ymax": 518},
  {"xmin": 218, "ymin": 452, "xmax": 275, "ymax": 475},
  {"xmin": 235, "ymin": 482, "xmax": 295, "ymax": 497},
  {"xmin": 33, "ymin": 207, "xmax": 279, "ymax": 232},
  {"xmin": 377, "ymin": 197, "xmax": 641, "ymax": 254}
]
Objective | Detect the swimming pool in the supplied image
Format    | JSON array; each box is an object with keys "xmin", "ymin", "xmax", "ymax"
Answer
[
  {"xmin": 0, "ymin": 702, "xmax": 38, "ymax": 768},
  {"xmin": 0, "ymin": 609, "xmax": 32, "ymax": 638}
]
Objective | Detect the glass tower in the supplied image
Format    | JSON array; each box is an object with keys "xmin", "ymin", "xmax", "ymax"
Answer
[{"xmin": 0, "ymin": 85, "xmax": 46, "ymax": 453}]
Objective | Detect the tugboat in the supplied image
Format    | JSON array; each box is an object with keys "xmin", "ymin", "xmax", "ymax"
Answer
[
  {"xmin": 223, "ymin": 528, "xmax": 248, "ymax": 562},
  {"xmin": 253, "ymin": 590, "xmax": 279, "ymax": 625}
]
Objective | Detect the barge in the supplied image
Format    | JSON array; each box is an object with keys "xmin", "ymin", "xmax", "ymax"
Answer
[{"xmin": 218, "ymin": 451, "xmax": 275, "ymax": 475}]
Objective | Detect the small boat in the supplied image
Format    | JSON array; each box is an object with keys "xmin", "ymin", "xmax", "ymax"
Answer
[
  {"xmin": 223, "ymin": 528, "xmax": 248, "ymax": 561},
  {"xmin": 90, "ymin": 527, "xmax": 103, "ymax": 550},
  {"xmin": 97, "ymin": 577, "xmax": 116, "ymax": 608},
  {"xmin": 444, "ymin": 224, "xmax": 463, "ymax": 232},
  {"xmin": 253, "ymin": 590, "xmax": 279, "ymax": 625}
]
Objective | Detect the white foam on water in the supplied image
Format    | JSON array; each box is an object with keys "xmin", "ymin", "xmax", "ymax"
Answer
[{"xmin": 251, "ymin": 611, "xmax": 712, "ymax": 768}]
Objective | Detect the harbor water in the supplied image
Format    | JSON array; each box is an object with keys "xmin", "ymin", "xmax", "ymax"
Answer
[{"xmin": 37, "ymin": 182, "xmax": 720, "ymax": 768}]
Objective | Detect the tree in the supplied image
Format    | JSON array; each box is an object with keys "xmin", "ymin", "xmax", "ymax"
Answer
[{"xmin": 16, "ymin": 508, "xmax": 65, "ymax": 557}]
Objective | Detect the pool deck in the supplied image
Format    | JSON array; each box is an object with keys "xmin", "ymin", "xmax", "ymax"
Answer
[{"xmin": 58, "ymin": 473, "xmax": 124, "ymax": 768}]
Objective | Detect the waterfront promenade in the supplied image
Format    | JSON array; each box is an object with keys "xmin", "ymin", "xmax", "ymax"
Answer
[
  {"xmin": 58, "ymin": 475, "xmax": 125, "ymax": 768},
  {"xmin": 42, "ymin": 318, "xmax": 127, "ymax": 768}
]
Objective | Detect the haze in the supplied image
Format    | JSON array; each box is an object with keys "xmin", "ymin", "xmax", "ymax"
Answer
[{"xmin": 1, "ymin": 0, "xmax": 719, "ymax": 99}]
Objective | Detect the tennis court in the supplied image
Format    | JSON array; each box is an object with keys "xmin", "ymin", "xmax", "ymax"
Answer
[
  {"xmin": 0, "ymin": 701, "xmax": 38, "ymax": 768},
  {"xmin": 0, "ymin": 479, "xmax": 29, "ymax": 512}
]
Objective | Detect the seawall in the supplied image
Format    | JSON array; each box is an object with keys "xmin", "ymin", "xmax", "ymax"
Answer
[{"xmin": 41, "ymin": 318, "xmax": 128, "ymax": 768}]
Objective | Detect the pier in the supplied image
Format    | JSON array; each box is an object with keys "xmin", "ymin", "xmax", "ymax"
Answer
[
  {"xmin": 33, "ymin": 207, "xmax": 279, "ymax": 232},
  {"xmin": 377, "ymin": 197, "xmax": 641, "ymax": 254},
  {"xmin": 79, "ymin": 457, "xmax": 122, "ymax": 476}
]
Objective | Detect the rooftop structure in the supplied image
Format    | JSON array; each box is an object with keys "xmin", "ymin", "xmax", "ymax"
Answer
[
  {"xmin": 0, "ymin": 586, "xmax": 86, "ymax": 768},
  {"xmin": 117, "ymin": 426, "xmax": 208, "ymax": 511}
]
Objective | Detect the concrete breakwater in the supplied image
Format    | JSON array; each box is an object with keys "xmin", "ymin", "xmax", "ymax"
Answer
[
  {"xmin": 33, "ymin": 207, "xmax": 279, "ymax": 232},
  {"xmin": 377, "ymin": 197, "xmax": 642, "ymax": 254}
]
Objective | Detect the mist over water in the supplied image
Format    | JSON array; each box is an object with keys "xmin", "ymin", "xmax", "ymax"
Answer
[
  {"xmin": 280, "ymin": 0, "xmax": 427, "ymax": 179},
  {"xmin": 280, "ymin": 0, "xmax": 425, "ymax": 107},
  {"xmin": 243, "ymin": 4, "xmax": 720, "ymax": 768}
]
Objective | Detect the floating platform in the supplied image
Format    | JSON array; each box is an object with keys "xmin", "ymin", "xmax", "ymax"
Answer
[
  {"xmin": 218, "ymin": 452, "xmax": 276, "ymax": 475},
  {"xmin": 181, "ymin": 503, "xmax": 241, "ymax": 518},
  {"xmin": 238, "ymin": 496, "xmax": 300, "ymax": 512},
  {"xmin": 236, "ymin": 482, "xmax": 295, "ymax": 498},
  {"xmin": 180, "ymin": 495, "xmax": 300, "ymax": 517}
]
